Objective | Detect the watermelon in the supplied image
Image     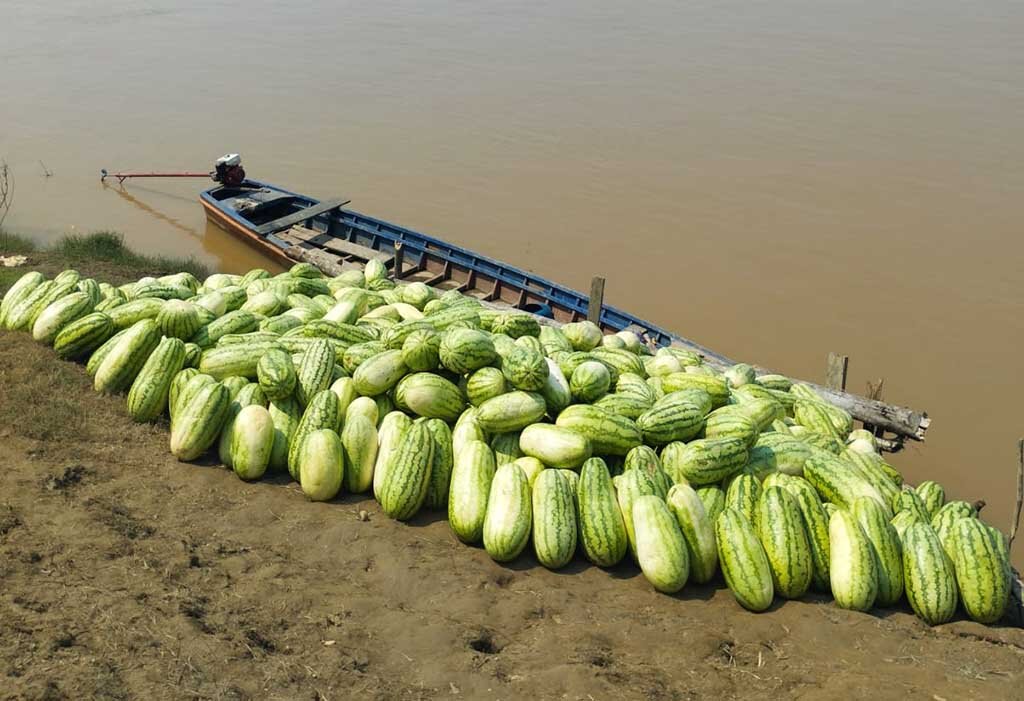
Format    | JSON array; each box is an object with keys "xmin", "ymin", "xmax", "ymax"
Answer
[
  {"xmin": 490, "ymin": 431, "xmax": 524, "ymax": 467},
  {"xmin": 476, "ymin": 391, "xmax": 547, "ymax": 434},
  {"xmin": 632, "ymin": 495, "xmax": 690, "ymax": 594},
  {"xmin": 439, "ymin": 328, "xmax": 497, "ymax": 374},
  {"xmin": 257, "ymin": 348, "xmax": 297, "ymax": 401},
  {"xmin": 448, "ymin": 439, "xmax": 497, "ymax": 544},
  {"xmin": 555, "ymin": 405, "xmax": 642, "ymax": 456},
  {"xmin": 94, "ymin": 319, "xmax": 161, "ymax": 394},
  {"xmin": 483, "ymin": 463, "xmax": 533, "ymax": 562},
  {"xmin": 512, "ymin": 456, "xmax": 545, "ymax": 487},
  {"xmin": 532, "ymin": 469, "xmax": 578, "ymax": 569},
  {"xmin": 502, "ymin": 345, "xmax": 549, "ymax": 392},
  {"xmin": 561, "ymin": 321, "xmax": 602, "ymax": 351},
  {"xmin": 379, "ymin": 421, "xmax": 434, "ymax": 520},
  {"xmin": 340, "ymin": 415, "xmax": 378, "ymax": 493},
  {"xmin": 267, "ymin": 396, "xmax": 302, "ymax": 473},
  {"xmin": 852, "ymin": 497, "xmax": 904, "ymax": 607},
  {"xmin": 53, "ymin": 312, "xmax": 114, "ymax": 360},
  {"xmin": 372, "ymin": 411, "xmax": 413, "ymax": 500},
  {"xmin": 422, "ymin": 419, "xmax": 455, "ymax": 509},
  {"xmin": 716, "ymin": 508, "xmax": 774, "ymax": 612},
  {"xmin": 465, "ymin": 367, "xmax": 508, "ymax": 407},
  {"xmin": 661, "ymin": 437, "xmax": 747, "ymax": 486},
  {"xmin": 829, "ymin": 509, "xmax": 879, "ymax": 612},
  {"xmin": 539, "ymin": 358, "xmax": 573, "ymax": 414},
  {"xmin": 0, "ymin": 271, "xmax": 45, "ymax": 328},
  {"xmin": 666, "ymin": 483, "xmax": 718, "ymax": 584},
  {"xmin": 230, "ymin": 404, "xmax": 275, "ymax": 481},
  {"xmin": 952, "ymin": 519, "xmax": 1011, "ymax": 624},
  {"xmin": 756, "ymin": 487, "xmax": 812, "ymax": 599},
  {"xmin": 570, "ymin": 361, "xmax": 611, "ymax": 403},
  {"xmin": 902, "ymin": 522, "xmax": 958, "ymax": 625},
  {"xmin": 156, "ymin": 300, "xmax": 202, "ymax": 341},
  {"xmin": 288, "ymin": 390, "xmax": 342, "ymax": 479},
  {"xmin": 297, "ymin": 428, "xmax": 344, "ymax": 501},
  {"xmin": 518, "ymin": 423, "xmax": 592, "ymax": 470},
  {"xmin": 353, "ymin": 349, "xmax": 408, "ymax": 396},
  {"xmin": 294, "ymin": 338, "xmax": 335, "ymax": 407},
  {"xmin": 401, "ymin": 328, "xmax": 441, "ymax": 371},
  {"xmin": 452, "ymin": 407, "xmax": 487, "ymax": 457},
  {"xmin": 170, "ymin": 382, "xmax": 231, "ymax": 461},
  {"xmin": 126, "ymin": 336, "xmax": 187, "ymax": 423},
  {"xmin": 615, "ymin": 468, "xmax": 661, "ymax": 559},
  {"xmin": 394, "ymin": 372, "xmax": 465, "ymax": 422},
  {"xmin": 704, "ymin": 407, "xmax": 759, "ymax": 448},
  {"xmin": 636, "ymin": 393, "xmax": 706, "ymax": 446},
  {"xmin": 725, "ymin": 472, "xmax": 762, "ymax": 527},
  {"xmin": 577, "ymin": 458, "xmax": 627, "ymax": 567},
  {"xmin": 915, "ymin": 480, "xmax": 946, "ymax": 520},
  {"xmin": 32, "ymin": 292, "xmax": 93, "ymax": 345},
  {"xmin": 777, "ymin": 477, "xmax": 831, "ymax": 592}
]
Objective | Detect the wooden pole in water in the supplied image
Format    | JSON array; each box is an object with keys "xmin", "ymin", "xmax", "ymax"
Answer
[
  {"xmin": 393, "ymin": 242, "xmax": 404, "ymax": 281},
  {"xmin": 1010, "ymin": 439, "xmax": 1023, "ymax": 550},
  {"xmin": 825, "ymin": 352, "xmax": 849, "ymax": 391},
  {"xmin": 588, "ymin": 276, "xmax": 605, "ymax": 324}
]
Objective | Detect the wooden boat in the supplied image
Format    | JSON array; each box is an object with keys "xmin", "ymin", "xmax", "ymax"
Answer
[{"xmin": 201, "ymin": 178, "xmax": 930, "ymax": 447}]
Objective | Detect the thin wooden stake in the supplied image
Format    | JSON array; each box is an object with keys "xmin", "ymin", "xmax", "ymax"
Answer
[
  {"xmin": 393, "ymin": 242, "xmax": 404, "ymax": 281},
  {"xmin": 587, "ymin": 276, "xmax": 605, "ymax": 324},
  {"xmin": 1010, "ymin": 439, "xmax": 1024, "ymax": 550},
  {"xmin": 825, "ymin": 353, "xmax": 849, "ymax": 391}
]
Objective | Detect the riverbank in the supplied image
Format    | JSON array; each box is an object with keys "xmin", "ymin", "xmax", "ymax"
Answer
[{"xmin": 2, "ymin": 232, "xmax": 1024, "ymax": 699}]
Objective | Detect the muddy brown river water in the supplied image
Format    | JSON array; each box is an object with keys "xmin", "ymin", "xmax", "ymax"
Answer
[{"xmin": 3, "ymin": 1, "xmax": 1023, "ymax": 563}]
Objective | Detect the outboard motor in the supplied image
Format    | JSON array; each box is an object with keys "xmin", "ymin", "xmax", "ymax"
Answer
[{"xmin": 212, "ymin": 153, "xmax": 246, "ymax": 187}]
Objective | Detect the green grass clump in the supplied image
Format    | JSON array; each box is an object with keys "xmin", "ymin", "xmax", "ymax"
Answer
[
  {"xmin": 0, "ymin": 230, "xmax": 37, "ymax": 254},
  {"xmin": 53, "ymin": 231, "xmax": 210, "ymax": 280}
]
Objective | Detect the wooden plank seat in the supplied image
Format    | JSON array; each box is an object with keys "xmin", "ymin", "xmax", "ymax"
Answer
[{"xmin": 253, "ymin": 197, "xmax": 350, "ymax": 236}]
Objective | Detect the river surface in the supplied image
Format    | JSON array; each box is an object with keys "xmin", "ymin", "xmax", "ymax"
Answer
[{"xmin": 3, "ymin": 1, "xmax": 1023, "ymax": 561}]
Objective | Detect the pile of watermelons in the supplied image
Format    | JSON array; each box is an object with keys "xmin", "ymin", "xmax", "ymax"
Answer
[{"xmin": 0, "ymin": 260, "xmax": 1014, "ymax": 627}]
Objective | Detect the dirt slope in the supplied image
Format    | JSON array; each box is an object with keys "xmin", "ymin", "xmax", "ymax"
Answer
[{"xmin": 1, "ymin": 332, "xmax": 1023, "ymax": 700}]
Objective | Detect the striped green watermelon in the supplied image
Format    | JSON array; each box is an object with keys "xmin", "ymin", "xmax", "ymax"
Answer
[
  {"xmin": 294, "ymin": 339, "xmax": 334, "ymax": 407},
  {"xmin": 570, "ymin": 361, "xmax": 611, "ymax": 403},
  {"xmin": 902, "ymin": 522, "xmax": 958, "ymax": 625},
  {"xmin": 662, "ymin": 373, "xmax": 729, "ymax": 408},
  {"xmin": 394, "ymin": 372, "xmax": 465, "ymax": 422},
  {"xmin": 661, "ymin": 437, "xmax": 747, "ymax": 486},
  {"xmin": 725, "ymin": 472, "xmax": 762, "ymax": 527},
  {"xmin": 476, "ymin": 391, "xmax": 547, "ymax": 434},
  {"xmin": 636, "ymin": 394, "xmax": 706, "ymax": 446},
  {"xmin": 632, "ymin": 495, "xmax": 690, "ymax": 594},
  {"xmin": 513, "ymin": 456, "xmax": 545, "ymax": 486},
  {"xmin": 380, "ymin": 421, "xmax": 435, "ymax": 520},
  {"xmin": 448, "ymin": 439, "xmax": 496, "ymax": 544},
  {"xmin": 0, "ymin": 271, "xmax": 45, "ymax": 328},
  {"xmin": 502, "ymin": 345, "xmax": 549, "ymax": 392},
  {"xmin": 615, "ymin": 468, "xmax": 661, "ymax": 560},
  {"xmin": 829, "ymin": 509, "xmax": 879, "ymax": 612},
  {"xmin": 465, "ymin": 366, "xmax": 508, "ymax": 407},
  {"xmin": 422, "ymin": 419, "xmax": 454, "ymax": 509},
  {"xmin": 540, "ymin": 358, "xmax": 573, "ymax": 414},
  {"xmin": 353, "ymin": 349, "xmax": 408, "ymax": 396},
  {"xmin": 452, "ymin": 407, "xmax": 486, "ymax": 457},
  {"xmin": 400, "ymin": 328, "xmax": 441, "ymax": 371},
  {"xmin": 852, "ymin": 497, "xmax": 904, "ymax": 607},
  {"xmin": 53, "ymin": 312, "xmax": 114, "ymax": 360},
  {"xmin": 94, "ymin": 319, "xmax": 161, "ymax": 394},
  {"xmin": 256, "ymin": 348, "xmax": 296, "ymax": 401},
  {"xmin": 230, "ymin": 404, "xmax": 275, "ymax": 481},
  {"xmin": 804, "ymin": 453, "xmax": 887, "ymax": 514},
  {"xmin": 32, "ymin": 292, "xmax": 93, "ymax": 345},
  {"xmin": 339, "ymin": 414, "xmax": 377, "ymax": 493},
  {"xmin": 915, "ymin": 480, "xmax": 945, "ymax": 520},
  {"xmin": 170, "ymin": 382, "xmax": 231, "ymax": 461},
  {"xmin": 666, "ymin": 483, "xmax": 718, "ymax": 583},
  {"xmin": 777, "ymin": 477, "xmax": 831, "ymax": 592},
  {"xmin": 372, "ymin": 411, "xmax": 413, "ymax": 500},
  {"xmin": 267, "ymin": 396, "xmax": 302, "ymax": 473},
  {"xmin": 704, "ymin": 407, "xmax": 759, "ymax": 448},
  {"xmin": 518, "ymin": 423, "xmax": 592, "ymax": 470},
  {"xmin": 952, "ymin": 519, "xmax": 1011, "ymax": 624},
  {"xmin": 297, "ymin": 428, "xmax": 344, "ymax": 501},
  {"xmin": 217, "ymin": 382, "xmax": 268, "ymax": 467},
  {"xmin": 126, "ymin": 336, "xmax": 187, "ymax": 422},
  {"xmin": 532, "ymin": 469, "xmax": 578, "ymax": 569},
  {"xmin": 555, "ymin": 405, "xmax": 642, "ymax": 456},
  {"xmin": 716, "ymin": 508, "xmax": 774, "ymax": 612},
  {"xmin": 156, "ymin": 300, "xmax": 202, "ymax": 340},
  {"xmin": 439, "ymin": 328, "xmax": 497, "ymax": 374},
  {"xmin": 483, "ymin": 463, "xmax": 533, "ymax": 562},
  {"xmin": 561, "ymin": 321, "xmax": 602, "ymax": 351},
  {"xmin": 288, "ymin": 390, "xmax": 342, "ymax": 479},
  {"xmin": 756, "ymin": 487, "xmax": 812, "ymax": 599},
  {"xmin": 490, "ymin": 312, "xmax": 540, "ymax": 339},
  {"xmin": 577, "ymin": 458, "xmax": 627, "ymax": 567}
]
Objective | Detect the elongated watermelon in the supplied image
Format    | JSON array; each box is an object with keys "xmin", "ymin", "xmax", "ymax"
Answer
[
  {"xmin": 756, "ymin": 487, "xmax": 812, "ymax": 600},
  {"xmin": 394, "ymin": 372, "xmax": 465, "ymax": 422},
  {"xmin": 422, "ymin": 418, "xmax": 454, "ymax": 509},
  {"xmin": 94, "ymin": 319, "xmax": 161, "ymax": 394},
  {"xmin": 716, "ymin": 508, "xmax": 774, "ymax": 612},
  {"xmin": 952, "ymin": 519, "xmax": 1011, "ymax": 625},
  {"xmin": 476, "ymin": 391, "xmax": 547, "ymax": 434},
  {"xmin": 483, "ymin": 463, "xmax": 533, "ymax": 561},
  {"xmin": 902, "ymin": 522, "xmax": 958, "ymax": 625},
  {"xmin": 267, "ymin": 396, "xmax": 302, "ymax": 472},
  {"xmin": 298, "ymin": 428, "xmax": 344, "ymax": 501},
  {"xmin": 532, "ymin": 469, "xmax": 577, "ymax": 569},
  {"xmin": 777, "ymin": 477, "xmax": 831, "ymax": 592},
  {"xmin": 852, "ymin": 496, "xmax": 904, "ymax": 607},
  {"xmin": 257, "ymin": 348, "xmax": 296, "ymax": 401},
  {"xmin": 32, "ymin": 292, "xmax": 93, "ymax": 345},
  {"xmin": 126, "ymin": 336, "xmax": 187, "ymax": 423},
  {"xmin": 170, "ymin": 382, "xmax": 231, "ymax": 461},
  {"xmin": 448, "ymin": 439, "xmax": 497, "ymax": 544},
  {"xmin": 53, "ymin": 311, "xmax": 114, "ymax": 360},
  {"xmin": 288, "ymin": 389, "xmax": 342, "ymax": 479},
  {"xmin": 555, "ymin": 405, "xmax": 642, "ymax": 456},
  {"xmin": 231, "ymin": 404, "xmax": 275, "ymax": 481},
  {"xmin": 829, "ymin": 509, "xmax": 879, "ymax": 612},
  {"xmin": 661, "ymin": 437, "xmax": 747, "ymax": 486},
  {"xmin": 630, "ymin": 495, "xmax": 688, "ymax": 593},
  {"xmin": 519, "ymin": 423, "xmax": 592, "ymax": 470},
  {"xmin": 725, "ymin": 472, "xmax": 761, "ymax": 528},
  {"xmin": 577, "ymin": 458, "xmax": 627, "ymax": 567},
  {"xmin": 379, "ymin": 421, "xmax": 434, "ymax": 520},
  {"xmin": 666, "ymin": 483, "xmax": 717, "ymax": 583},
  {"xmin": 615, "ymin": 468, "xmax": 661, "ymax": 560}
]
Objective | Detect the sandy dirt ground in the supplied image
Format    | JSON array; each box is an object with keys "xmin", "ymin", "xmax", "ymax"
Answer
[{"xmin": 1, "ymin": 256, "xmax": 1023, "ymax": 700}]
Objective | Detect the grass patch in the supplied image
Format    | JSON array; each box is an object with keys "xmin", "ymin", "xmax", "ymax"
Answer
[
  {"xmin": 0, "ymin": 230, "xmax": 37, "ymax": 254},
  {"xmin": 53, "ymin": 232, "xmax": 210, "ymax": 280}
]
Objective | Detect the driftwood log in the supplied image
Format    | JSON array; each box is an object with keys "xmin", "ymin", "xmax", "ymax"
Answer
[{"xmin": 287, "ymin": 245, "xmax": 930, "ymax": 444}]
